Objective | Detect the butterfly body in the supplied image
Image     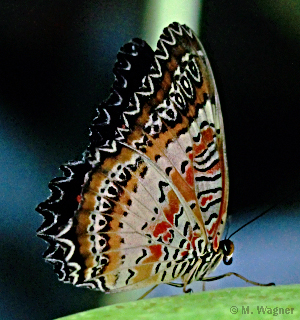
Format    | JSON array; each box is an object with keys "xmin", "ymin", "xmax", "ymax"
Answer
[{"xmin": 37, "ymin": 22, "xmax": 230, "ymax": 293}]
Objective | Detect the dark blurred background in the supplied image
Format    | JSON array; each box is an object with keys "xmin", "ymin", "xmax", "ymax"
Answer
[{"xmin": 0, "ymin": 1, "xmax": 299, "ymax": 319}]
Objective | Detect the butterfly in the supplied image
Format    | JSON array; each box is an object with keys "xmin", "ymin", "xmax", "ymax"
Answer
[{"xmin": 36, "ymin": 22, "xmax": 234, "ymax": 294}]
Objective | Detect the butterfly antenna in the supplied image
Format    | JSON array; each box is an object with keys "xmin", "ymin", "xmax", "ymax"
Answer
[
  {"xmin": 223, "ymin": 215, "xmax": 231, "ymax": 239},
  {"xmin": 228, "ymin": 202, "xmax": 278, "ymax": 240}
]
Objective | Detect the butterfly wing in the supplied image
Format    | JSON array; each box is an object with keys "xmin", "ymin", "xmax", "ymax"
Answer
[
  {"xmin": 184, "ymin": 28, "xmax": 229, "ymax": 251},
  {"xmin": 36, "ymin": 22, "xmax": 229, "ymax": 292},
  {"xmin": 36, "ymin": 38, "xmax": 155, "ymax": 284}
]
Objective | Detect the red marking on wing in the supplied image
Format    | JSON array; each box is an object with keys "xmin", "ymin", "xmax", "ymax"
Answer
[
  {"xmin": 163, "ymin": 232, "xmax": 172, "ymax": 243},
  {"xmin": 148, "ymin": 190, "xmax": 181, "ymax": 244},
  {"xmin": 192, "ymin": 127, "xmax": 215, "ymax": 157},
  {"xmin": 181, "ymin": 251, "xmax": 189, "ymax": 258},
  {"xmin": 207, "ymin": 222, "xmax": 217, "ymax": 235},
  {"xmin": 142, "ymin": 245, "xmax": 163, "ymax": 264},
  {"xmin": 181, "ymin": 242, "xmax": 190, "ymax": 257},
  {"xmin": 152, "ymin": 221, "xmax": 172, "ymax": 243},
  {"xmin": 193, "ymin": 143, "xmax": 206, "ymax": 157},
  {"xmin": 213, "ymin": 235, "xmax": 219, "ymax": 250},
  {"xmin": 190, "ymin": 234, "xmax": 199, "ymax": 249},
  {"xmin": 148, "ymin": 245, "xmax": 163, "ymax": 262},
  {"xmin": 202, "ymin": 127, "xmax": 214, "ymax": 143},
  {"xmin": 200, "ymin": 195, "xmax": 213, "ymax": 207},
  {"xmin": 185, "ymin": 165, "xmax": 194, "ymax": 186},
  {"xmin": 163, "ymin": 190, "xmax": 179, "ymax": 225},
  {"xmin": 207, "ymin": 161, "xmax": 220, "ymax": 174},
  {"xmin": 76, "ymin": 195, "xmax": 82, "ymax": 203},
  {"xmin": 153, "ymin": 221, "xmax": 171, "ymax": 238}
]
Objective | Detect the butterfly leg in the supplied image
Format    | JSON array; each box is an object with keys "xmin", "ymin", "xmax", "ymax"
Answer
[
  {"xmin": 166, "ymin": 281, "xmax": 192, "ymax": 293},
  {"xmin": 201, "ymin": 272, "xmax": 275, "ymax": 286},
  {"xmin": 182, "ymin": 279, "xmax": 193, "ymax": 293},
  {"xmin": 183, "ymin": 286, "xmax": 193, "ymax": 294},
  {"xmin": 138, "ymin": 285, "xmax": 159, "ymax": 300}
]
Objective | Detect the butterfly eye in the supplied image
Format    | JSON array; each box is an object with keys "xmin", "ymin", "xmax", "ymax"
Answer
[
  {"xmin": 223, "ymin": 239, "xmax": 234, "ymax": 255},
  {"xmin": 220, "ymin": 239, "xmax": 234, "ymax": 265}
]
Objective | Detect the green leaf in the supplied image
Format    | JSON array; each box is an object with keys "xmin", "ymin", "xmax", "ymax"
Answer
[{"xmin": 56, "ymin": 284, "xmax": 300, "ymax": 320}]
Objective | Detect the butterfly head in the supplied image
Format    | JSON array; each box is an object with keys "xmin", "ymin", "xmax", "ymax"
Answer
[{"xmin": 219, "ymin": 239, "xmax": 234, "ymax": 265}]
